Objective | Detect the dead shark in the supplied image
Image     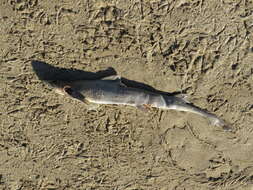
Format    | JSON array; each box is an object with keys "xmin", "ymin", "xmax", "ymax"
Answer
[{"xmin": 46, "ymin": 75, "xmax": 228, "ymax": 129}]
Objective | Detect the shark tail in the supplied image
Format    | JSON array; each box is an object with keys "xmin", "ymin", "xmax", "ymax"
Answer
[{"xmin": 162, "ymin": 95, "xmax": 229, "ymax": 129}]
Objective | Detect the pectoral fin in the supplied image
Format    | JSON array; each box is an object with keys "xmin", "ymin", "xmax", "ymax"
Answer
[
  {"xmin": 86, "ymin": 103, "xmax": 100, "ymax": 111},
  {"xmin": 63, "ymin": 86, "xmax": 89, "ymax": 104}
]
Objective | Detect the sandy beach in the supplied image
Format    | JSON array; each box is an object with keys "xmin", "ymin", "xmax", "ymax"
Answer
[{"xmin": 1, "ymin": 0, "xmax": 253, "ymax": 189}]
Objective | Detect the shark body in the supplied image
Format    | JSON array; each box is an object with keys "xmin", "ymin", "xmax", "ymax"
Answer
[{"xmin": 48, "ymin": 75, "xmax": 226, "ymax": 128}]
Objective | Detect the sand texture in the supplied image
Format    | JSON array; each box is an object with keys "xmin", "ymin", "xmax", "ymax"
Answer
[{"xmin": 1, "ymin": 0, "xmax": 253, "ymax": 189}]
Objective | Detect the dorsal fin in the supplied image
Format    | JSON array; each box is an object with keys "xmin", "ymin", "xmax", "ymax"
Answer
[
  {"xmin": 63, "ymin": 86, "xmax": 86, "ymax": 103},
  {"xmin": 101, "ymin": 75, "xmax": 121, "ymax": 80},
  {"xmin": 101, "ymin": 75, "xmax": 127, "ymax": 87}
]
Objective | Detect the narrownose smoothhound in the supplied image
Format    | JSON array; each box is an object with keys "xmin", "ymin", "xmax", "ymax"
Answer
[{"xmin": 46, "ymin": 75, "xmax": 228, "ymax": 129}]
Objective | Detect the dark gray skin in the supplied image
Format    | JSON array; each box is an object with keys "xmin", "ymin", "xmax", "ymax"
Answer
[{"xmin": 47, "ymin": 75, "xmax": 227, "ymax": 128}]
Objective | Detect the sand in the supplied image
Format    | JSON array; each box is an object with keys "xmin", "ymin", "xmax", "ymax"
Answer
[{"xmin": 1, "ymin": 0, "xmax": 253, "ymax": 189}]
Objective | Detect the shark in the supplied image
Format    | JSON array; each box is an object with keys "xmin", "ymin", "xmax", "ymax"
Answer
[{"xmin": 45, "ymin": 75, "xmax": 228, "ymax": 129}]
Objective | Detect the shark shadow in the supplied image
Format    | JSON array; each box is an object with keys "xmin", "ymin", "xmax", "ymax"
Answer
[
  {"xmin": 31, "ymin": 60, "xmax": 183, "ymax": 96},
  {"xmin": 31, "ymin": 60, "xmax": 230, "ymax": 130}
]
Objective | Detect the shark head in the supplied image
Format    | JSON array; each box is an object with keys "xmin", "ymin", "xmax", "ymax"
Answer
[
  {"xmin": 45, "ymin": 80, "xmax": 69, "ymax": 95},
  {"xmin": 45, "ymin": 80, "xmax": 85, "ymax": 102}
]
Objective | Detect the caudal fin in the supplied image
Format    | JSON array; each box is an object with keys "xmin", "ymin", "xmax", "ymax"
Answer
[
  {"xmin": 208, "ymin": 116, "xmax": 231, "ymax": 131},
  {"xmin": 208, "ymin": 116, "xmax": 224, "ymax": 127},
  {"xmin": 164, "ymin": 96, "xmax": 231, "ymax": 131}
]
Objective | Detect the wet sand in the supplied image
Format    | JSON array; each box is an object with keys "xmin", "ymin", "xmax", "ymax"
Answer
[{"xmin": 1, "ymin": 0, "xmax": 253, "ymax": 189}]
